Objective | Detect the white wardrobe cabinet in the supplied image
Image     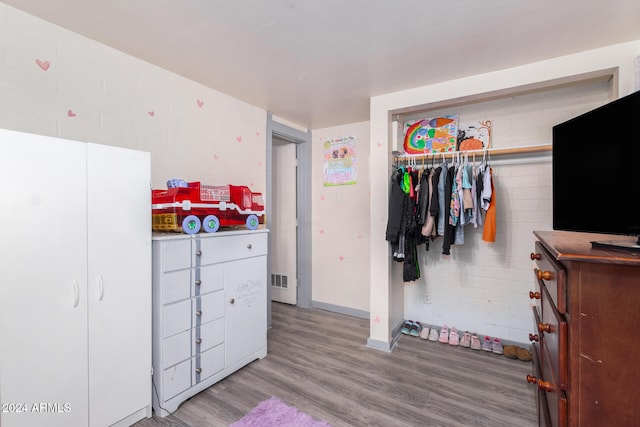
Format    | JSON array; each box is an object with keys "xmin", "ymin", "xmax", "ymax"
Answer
[
  {"xmin": 0, "ymin": 129, "xmax": 152, "ymax": 427},
  {"xmin": 151, "ymin": 230, "xmax": 268, "ymax": 417}
]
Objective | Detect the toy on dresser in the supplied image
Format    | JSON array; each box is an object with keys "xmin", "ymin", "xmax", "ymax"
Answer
[{"xmin": 152, "ymin": 179, "xmax": 265, "ymax": 234}]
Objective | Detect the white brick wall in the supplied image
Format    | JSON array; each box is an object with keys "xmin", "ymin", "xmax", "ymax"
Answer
[{"xmin": 402, "ymin": 79, "xmax": 611, "ymax": 344}]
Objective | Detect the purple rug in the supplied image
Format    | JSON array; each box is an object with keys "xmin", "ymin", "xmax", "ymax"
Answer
[{"xmin": 230, "ymin": 397, "xmax": 332, "ymax": 427}]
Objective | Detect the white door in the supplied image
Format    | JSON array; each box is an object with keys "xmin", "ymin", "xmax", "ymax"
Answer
[
  {"xmin": 0, "ymin": 130, "xmax": 89, "ymax": 427},
  {"xmin": 86, "ymin": 144, "xmax": 151, "ymax": 426},
  {"xmin": 270, "ymin": 141, "xmax": 297, "ymax": 304}
]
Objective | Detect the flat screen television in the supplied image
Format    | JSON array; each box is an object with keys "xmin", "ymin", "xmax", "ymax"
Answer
[{"xmin": 552, "ymin": 89, "xmax": 640, "ymax": 252}]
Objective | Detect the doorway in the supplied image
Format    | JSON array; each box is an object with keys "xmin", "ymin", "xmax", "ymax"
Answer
[
  {"xmin": 270, "ymin": 137, "xmax": 297, "ymax": 305},
  {"xmin": 266, "ymin": 113, "xmax": 312, "ymax": 325}
]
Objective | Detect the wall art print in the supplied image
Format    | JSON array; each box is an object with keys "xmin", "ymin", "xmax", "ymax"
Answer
[
  {"xmin": 403, "ymin": 114, "xmax": 459, "ymax": 154},
  {"xmin": 457, "ymin": 120, "xmax": 492, "ymax": 151},
  {"xmin": 323, "ymin": 136, "xmax": 356, "ymax": 186}
]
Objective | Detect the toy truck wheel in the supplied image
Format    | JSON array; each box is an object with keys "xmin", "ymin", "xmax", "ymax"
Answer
[
  {"xmin": 246, "ymin": 214, "xmax": 259, "ymax": 230},
  {"xmin": 182, "ymin": 215, "xmax": 201, "ymax": 234},
  {"xmin": 203, "ymin": 215, "xmax": 220, "ymax": 233}
]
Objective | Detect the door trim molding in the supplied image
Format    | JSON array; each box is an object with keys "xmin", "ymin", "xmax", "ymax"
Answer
[{"xmin": 266, "ymin": 113, "xmax": 312, "ymax": 324}]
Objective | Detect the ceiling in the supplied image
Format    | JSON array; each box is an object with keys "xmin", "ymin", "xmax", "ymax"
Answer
[{"xmin": 4, "ymin": 0, "xmax": 640, "ymax": 129}]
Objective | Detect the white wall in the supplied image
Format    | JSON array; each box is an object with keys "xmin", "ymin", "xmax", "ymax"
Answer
[
  {"xmin": 312, "ymin": 121, "xmax": 370, "ymax": 314},
  {"xmin": 0, "ymin": 3, "xmax": 267, "ymax": 194},
  {"xmin": 369, "ymin": 39, "xmax": 640, "ymax": 349}
]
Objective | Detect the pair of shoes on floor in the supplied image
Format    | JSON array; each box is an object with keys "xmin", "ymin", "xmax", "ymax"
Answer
[
  {"xmin": 483, "ymin": 336, "xmax": 503, "ymax": 354},
  {"xmin": 504, "ymin": 345, "xmax": 532, "ymax": 362},
  {"xmin": 436, "ymin": 325, "xmax": 461, "ymax": 345},
  {"xmin": 428, "ymin": 327, "xmax": 439, "ymax": 342},
  {"xmin": 459, "ymin": 332, "xmax": 482, "ymax": 350},
  {"xmin": 401, "ymin": 320, "xmax": 423, "ymax": 337}
]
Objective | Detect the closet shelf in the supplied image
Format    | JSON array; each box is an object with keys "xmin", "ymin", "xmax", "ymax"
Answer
[{"xmin": 393, "ymin": 144, "xmax": 551, "ymax": 162}]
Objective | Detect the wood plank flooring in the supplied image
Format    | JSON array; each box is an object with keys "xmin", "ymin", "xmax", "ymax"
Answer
[{"xmin": 134, "ymin": 302, "xmax": 537, "ymax": 427}]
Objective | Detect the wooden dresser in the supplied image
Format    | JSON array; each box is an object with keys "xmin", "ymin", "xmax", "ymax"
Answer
[{"xmin": 529, "ymin": 231, "xmax": 640, "ymax": 427}]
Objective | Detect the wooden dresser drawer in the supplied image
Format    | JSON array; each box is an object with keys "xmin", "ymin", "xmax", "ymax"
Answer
[
  {"xmin": 195, "ymin": 263, "xmax": 224, "ymax": 296},
  {"xmin": 163, "ymin": 330, "xmax": 191, "ymax": 369},
  {"xmin": 539, "ymin": 282, "xmax": 568, "ymax": 391},
  {"xmin": 532, "ymin": 241, "xmax": 567, "ymax": 313},
  {"xmin": 194, "ymin": 345, "xmax": 225, "ymax": 384},
  {"xmin": 540, "ymin": 343, "xmax": 568, "ymax": 427},
  {"xmin": 163, "ymin": 299, "xmax": 192, "ymax": 339}
]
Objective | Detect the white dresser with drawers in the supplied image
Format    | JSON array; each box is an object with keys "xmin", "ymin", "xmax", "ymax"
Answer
[{"xmin": 151, "ymin": 229, "xmax": 268, "ymax": 417}]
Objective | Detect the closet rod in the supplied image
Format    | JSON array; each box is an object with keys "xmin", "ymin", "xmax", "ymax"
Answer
[{"xmin": 393, "ymin": 143, "xmax": 551, "ymax": 162}]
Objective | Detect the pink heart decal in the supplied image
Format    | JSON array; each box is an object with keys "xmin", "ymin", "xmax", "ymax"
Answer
[
  {"xmin": 339, "ymin": 255, "xmax": 344, "ymax": 262},
  {"xmin": 374, "ymin": 315, "xmax": 381, "ymax": 323},
  {"xmin": 357, "ymin": 234, "xmax": 362, "ymax": 239},
  {"xmin": 148, "ymin": 111, "xmax": 155, "ymax": 117},
  {"xmin": 67, "ymin": 110, "xmax": 76, "ymax": 117},
  {"xmin": 320, "ymin": 196, "xmax": 325, "ymax": 201},
  {"xmin": 214, "ymin": 154, "xmax": 219, "ymax": 160},
  {"xmin": 250, "ymin": 182, "xmax": 254, "ymax": 187},
  {"xmin": 377, "ymin": 142, "xmax": 382, "ymax": 147},
  {"xmin": 258, "ymin": 161, "xmax": 262, "ymax": 167},
  {"xmin": 36, "ymin": 59, "xmax": 50, "ymax": 71},
  {"xmin": 319, "ymin": 229, "xmax": 324, "ymax": 235},
  {"xmin": 256, "ymin": 132, "xmax": 260, "ymax": 136},
  {"xmin": 236, "ymin": 136, "xmax": 242, "ymax": 143},
  {"xmin": 197, "ymin": 99, "xmax": 204, "ymax": 107}
]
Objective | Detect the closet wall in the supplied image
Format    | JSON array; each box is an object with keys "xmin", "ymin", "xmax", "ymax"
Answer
[{"xmin": 0, "ymin": 3, "xmax": 266, "ymax": 194}]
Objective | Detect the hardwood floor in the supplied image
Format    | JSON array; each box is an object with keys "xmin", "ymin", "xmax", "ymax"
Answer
[{"xmin": 135, "ymin": 302, "xmax": 537, "ymax": 427}]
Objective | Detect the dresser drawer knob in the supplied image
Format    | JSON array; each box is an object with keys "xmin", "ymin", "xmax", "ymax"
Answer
[
  {"xmin": 529, "ymin": 333, "xmax": 539, "ymax": 342},
  {"xmin": 530, "ymin": 252, "xmax": 542, "ymax": 260},
  {"xmin": 195, "ymin": 338, "xmax": 202, "ymax": 344},
  {"xmin": 195, "ymin": 368, "xmax": 202, "ymax": 374},
  {"xmin": 536, "ymin": 270, "xmax": 553, "ymax": 281},
  {"xmin": 247, "ymin": 244, "xmax": 252, "ymax": 250},
  {"xmin": 538, "ymin": 322, "xmax": 552, "ymax": 333},
  {"xmin": 526, "ymin": 374, "xmax": 538, "ymax": 384},
  {"xmin": 196, "ymin": 310, "xmax": 202, "ymax": 317},
  {"xmin": 529, "ymin": 291, "xmax": 540, "ymax": 300},
  {"xmin": 538, "ymin": 380, "xmax": 554, "ymax": 393},
  {"xmin": 195, "ymin": 280, "xmax": 202, "ymax": 285},
  {"xmin": 195, "ymin": 250, "xmax": 202, "ymax": 256}
]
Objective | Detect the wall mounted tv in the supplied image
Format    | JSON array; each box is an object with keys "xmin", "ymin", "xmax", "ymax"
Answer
[{"xmin": 552, "ymin": 89, "xmax": 640, "ymax": 252}]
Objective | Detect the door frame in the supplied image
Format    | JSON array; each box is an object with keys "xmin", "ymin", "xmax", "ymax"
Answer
[{"xmin": 266, "ymin": 113, "xmax": 312, "ymax": 325}]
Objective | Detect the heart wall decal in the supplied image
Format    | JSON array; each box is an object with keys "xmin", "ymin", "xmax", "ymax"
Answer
[
  {"xmin": 197, "ymin": 99, "xmax": 204, "ymax": 107},
  {"xmin": 148, "ymin": 111, "xmax": 155, "ymax": 117},
  {"xmin": 36, "ymin": 59, "xmax": 50, "ymax": 71},
  {"xmin": 67, "ymin": 110, "xmax": 76, "ymax": 117}
]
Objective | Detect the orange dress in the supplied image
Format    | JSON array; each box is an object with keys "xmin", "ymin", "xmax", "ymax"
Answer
[{"xmin": 482, "ymin": 167, "xmax": 496, "ymax": 243}]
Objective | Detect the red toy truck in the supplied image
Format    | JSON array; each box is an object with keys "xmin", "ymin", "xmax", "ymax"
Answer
[{"xmin": 151, "ymin": 180, "xmax": 265, "ymax": 234}]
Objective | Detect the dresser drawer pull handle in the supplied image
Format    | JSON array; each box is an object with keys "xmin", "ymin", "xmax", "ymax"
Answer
[
  {"xmin": 229, "ymin": 298, "xmax": 235, "ymax": 305},
  {"xmin": 196, "ymin": 310, "xmax": 202, "ymax": 317},
  {"xmin": 530, "ymin": 252, "xmax": 542, "ymax": 261},
  {"xmin": 195, "ymin": 250, "xmax": 202, "ymax": 256},
  {"xmin": 536, "ymin": 270, "xmax": 552, "ymax": 281},
  {"xmin": 195, "ymin": 368, "xmax": 202, "ymax": 374},
  {"xmin": 529, "ymin": 333, "xmax": 539, "ymax": 342},
  {"xmin": 529, "ymin": 291, "xmax": 540, "ymax": 300},
  {"xmin": 526, "ymin": 374, "xmax": 538, "ymax": 384},
  {"xmin": 247, "ymin": 244, "xmax": 252, "ymax": 249},
  {"xmin": 538, "ymin": 380, "xmax": 554, "ymax": 393},
  {"xmin": 195, "ymin": 338, "xmax": 202, "ymax": 344},
  {"xmin": 195, "ymin": 280, "xmax": 202, "ymax": 285},
  {"xmin": 538, "ymin": 322, "xmax": 552, "ymax": 333}
]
